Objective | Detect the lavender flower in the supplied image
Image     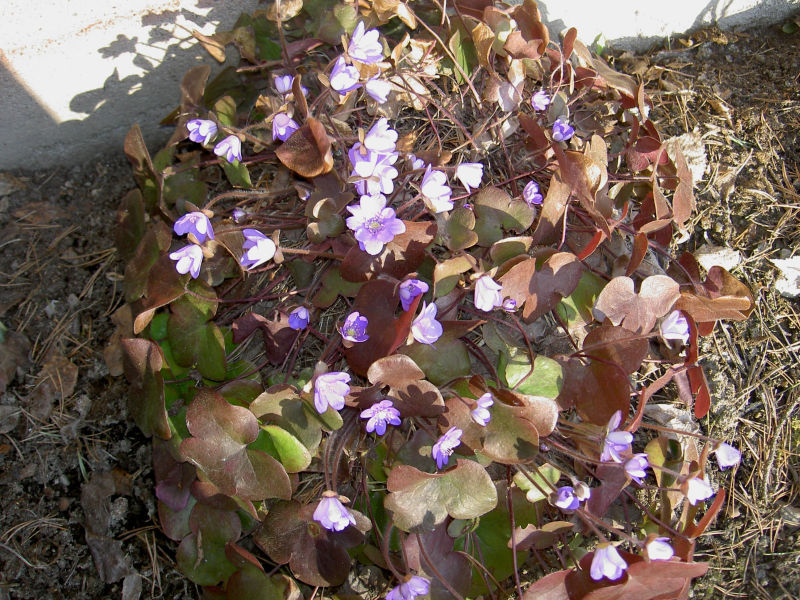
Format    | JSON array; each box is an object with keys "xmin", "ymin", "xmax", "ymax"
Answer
[
  {"xmin": 590, "ymin": 543, "xmax": 627, "ymax": 581},
  {"xmin": 685, "ymin": 474, "xmax": 714, "ymax": 505},
  {"xmin": 554, "ymin": 486, "xmax": 581, "ymax": 510},
  {"xmin": 660, "ymin": 310, "xmax": 690, "ymax": 345},
  {"xmin": 313, "ymin": 371, "xmax": 351, "ymax": 413},
  {"xmin": 411, "ymin": 302, "xmax": 443, "ymax": 345},
  {"xmin": 420, "ymin": 165, "xmax": 453, "ymax": 212},
  {"xmin": 646, "ymin": 537, "xmax": 674, "ymax": 561},
  {"xmin": 624, "ymin": 453, "xmax": 649, "ymax": 484},
  {"xmin": 600, "ymin": 410, "xmax": 633, "ymax": 463},
  {"xmin": 364, "ymin": 117, "xmax": 397, "ymax": 153},
  {"xmin": 169, "ymin": 244, "xmax": 204, "ymax": 279},
  {"xmin": 214, "ymin": 135, "xmax": 242, "ymax": 163},
  {"xmin": 360, "ymin": 399, "xmax": 401, "ymax": 435},
  {"xmin": 346, "ymin": 194, "xmax": 406, "ymax": 255},
  {"xmin": 340, "ymin": 311, "xmax": 369, "ymax": 343},
  {"xmin": 531, "ymin": 90, "xmax": 551, "ymax": 111},
  {"xmin": 474, "ymin": 275, "xmax": 503, "ymax": 312},
  {"xmin": 432, "ymin": 426, "xmax": 462, "ymax": 469},
  {"xmin": 288, "ymin": 306, "xmax": 309, "ymax": 330},
  {"xmin": 273, "ymin": 74, "xmax": 307, "ymax": 98},
  {"xmin": 330, "ymin": 56, "xmax": 361, "ymax": 94},
  {"xmin": 348, "ymin": 21, "xmax": 383, "ymax": 64},
  {"xmin": 272, "ymin": 113, "xmax": 300, "ymax": 142},
  {"xmin": 398, "ymin": 279, "xmax": 429, "ymax": 312},
  {"xmin": 365, "ymin": 77, "xmax": 392, "ymax": 103},
  {"xmin": 455, "ymin": 162, "xmax": 484, "ymax": 193},
  {"xmin": 714, "ymin": 442, "xmax": 741, "ymax": 469},
  {"xmin": 408, "ymin": 154, "xmax": 426, "ymax": 170},
  {"xmin": 386, "ymin": 576, "xmax": 430, "ymax": 600},
  {"xmin": 240, "ymin": 229, "xmax": 276, "ymax": 270},
  {"xmin": 313, "ymin": 493, "xmax": 356, "ymax": 532},
  {"xmin": 174, "ymin": 211, "xmax": 214, "ymax": 243},
  {"xmin": 186, "ymin": 119, "xmax": 218, "ymax": 145},
  {"xmin": 349, "ymin": 144, "xmax": 399, "ymax": 196},
  {"xmin": 471, "ymin": 393, "xmax": 494, "ymax": 426},
  {"xmin": 502, "ymin": 298, "xmax": 517, "ymax": 312},
  {"xmin": 552, "ymin": 118, "xmax": 575, "ymax": 142},
  {"xmin": 523, "ymin": 181, "xmax": 544, "ymax": 206},
  {"xmin": 232, "ymin": 207, "xmax": 246, "ymax": 223}
]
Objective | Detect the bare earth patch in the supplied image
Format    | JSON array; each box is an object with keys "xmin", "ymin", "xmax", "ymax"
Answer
[{"xmin": 0, "ymin": 22, "xmax": 798, "ymax": 600}]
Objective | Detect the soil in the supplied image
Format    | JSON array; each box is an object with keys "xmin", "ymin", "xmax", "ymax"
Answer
[{"xmin": 0, "ymin": 21, "xmax": 798, "ymax": 600}]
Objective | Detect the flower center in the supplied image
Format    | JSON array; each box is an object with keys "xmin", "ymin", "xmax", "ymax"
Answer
[{"xmin": 367, "ymin": 218, "xmax": 383, "ymax": 232}]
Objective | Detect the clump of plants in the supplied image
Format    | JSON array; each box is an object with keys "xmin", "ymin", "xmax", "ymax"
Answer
[{"xmin": 109, "ymin": 0, "xmax": 755, "ymax": 597}]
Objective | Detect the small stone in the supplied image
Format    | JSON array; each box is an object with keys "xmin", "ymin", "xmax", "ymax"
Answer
[{"xmin": 694, "ymin": 244, "xmax": 741, "ymax": 272}]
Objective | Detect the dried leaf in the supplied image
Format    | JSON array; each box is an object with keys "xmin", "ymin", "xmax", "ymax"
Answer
[{"xmin": 275, "ymin": 117, "xmax": 334, "ymax": 178}]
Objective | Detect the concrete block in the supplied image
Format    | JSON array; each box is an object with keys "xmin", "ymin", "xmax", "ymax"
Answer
[{"xmin": 1, "ymin": 1, "xmax": 798, "ymax": 170}]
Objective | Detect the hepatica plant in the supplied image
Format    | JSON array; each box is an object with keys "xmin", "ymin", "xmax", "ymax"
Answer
[{"xmin": 111, "ymin": 1, "xmax": 755, "ymax": 598}]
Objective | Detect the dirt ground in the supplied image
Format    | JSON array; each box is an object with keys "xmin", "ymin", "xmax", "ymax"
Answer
[{"xmin": 0, "ymin": 22, "xmax": 798, "ymax": 600}]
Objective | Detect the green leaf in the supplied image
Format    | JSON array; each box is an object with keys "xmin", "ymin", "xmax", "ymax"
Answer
[
  {"xmin": 448, "ymin": 28, "xmax": 478, "ymax": 84},
  {"xmin": 385, "ymin": 460, "xmax": 497, "ymax": 532},
  {"xmin": 311, "ymin": 267, "xmax": 363, "ymax": 308},
  {"xmin": 221, "ymin": 159, "xmax": 252, "ymax": 188},
  {"xmin": 501, "ymin": 349, "xmax": 564, "ymax": 399},
  {"xmin": 120, "ymin": 338, "xmax": 171, "ymax": 439},
  {"xmin": 163, "ymin": 169, "xmax": 207, "ymax": 209},
  {"xmin": 253, "ymin": 425, "xmax": 312, "ymax": 473},
  {"xmin": 513, "ymin": 463, "xmax": 561, "ymax": 503},
  {"xmin": 401, "ymin": 336, "xmax": 471, "ymax": 386},
  {"xmin": 176, "ymin": 503, "xmax": 240, "ymax": 585},
  {"xmin": 555, "ymin": 270, "xmax": 605, "ymax": 328},
  {"xmin": 214, "ymin": 95, "xmax": 237, "ymax": 127},
  {"xmin": 148, "ymin": 312, "xmax": 169, "ymax": 341},
  {"xmin": 225, "ymin": 563, "xmax": 285, "ymax": 600},
  {"xmin": 472, "ymin": 187, "xmax": 535, "ymax": 247}
]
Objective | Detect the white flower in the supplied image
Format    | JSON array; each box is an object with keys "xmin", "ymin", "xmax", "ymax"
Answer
[{"xmin": 455, "ymin": 162, "xmax": 483, "ymax": 193}]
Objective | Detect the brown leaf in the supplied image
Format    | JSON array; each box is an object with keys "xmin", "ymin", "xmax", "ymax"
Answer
[
  {"xmin": 276, "ymin": 117, "xmax": 333, "ymax": 178},
  {"xmin": 500, "ymin": 253, "xmax": 584, "ymax": 323},
  {"xmin": 367, "ymin": 355, "xmax": 445, "ymax": 418},
  {"xmin": 232, "ymin": 311, "xmax": 297, "ymax": 366},
  {"xmin": 594, "ymin": 275, "xmax": 680, "ymax": 333},
  {"xmin": 675, "ymin": 266, "xmax": 753, "ymax": 324},
  {"xmin": 0, "ymin": 327, "xmax": 29, "ymax": 393}
]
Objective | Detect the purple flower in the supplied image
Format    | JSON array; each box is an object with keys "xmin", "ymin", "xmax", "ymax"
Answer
[
  {"xmin": 386, "ymin": 575, "xmax": 430, "ymax": 600},
  {"xmin": 340, "ymin": 311, "xmax": 369, "ymax": 343},
  {"xmin": 174, "ymin": 211, "xmax": 214, "ymax": 243},
  {"xmin": 408, "ymin": 154, "xmax": 426, "ymax": 170},
  {"xmin": 685, "ymin": 474, "xmax": 713, "ymax": 505},
  {"xmin": 502, "ymin": 298, "xmax": 517, "ymax": 312},
  {"xmin": 398, "ymin": 279, "xmax": 429, "ymax": 312},
  {"xmin": 531, "ymin": 90, "xmax": 551, "ymax": 111},
  {"xmin": 660, "ymin": 310, "xmax": 690, "ymax": 345},
  {"xmin": 349, "ymin": 144, "xmax": 399, "ymax": 196},
  {"xmin": 420, "ymin": 165, "xmax": 453, "ymax": 212},
  {"xmin": 624, "ymin": 453, "xmax": 649, "ymax": 484},
  {"xmin": 360, "ymin": 399, "xmax": 401, "ymax": 435},
  {"xmin": 232, "ymin": 207, "xmax": 246, "ymax": 223},
  {"xmin": 600, "ymin": 410, "xmax": 633, "ymax": 463},
  {"xmin": 552, "ymin": 118, "xmax": 575, "ymax": 142},
  {"xmin": 186, "ymin": 119, "xmax": 218, "ymax": 145},
  {"xmin": 714, "ymin": 442, "xmax": 741, "ymax": 469},
  {"xmin": 455, "ymin": 162, "xmax": 484, "ymax": 193},
  {"xmin": 288, "ymin": 306, "xmax": 309, "ymax": 330},
  {"xmin": 330, "ymin": 56, "xmax": 361, "ymax": 94},
  {"xmin": 411, "ymin": 302, "xmax": 443, "ymax": 345},
  {"xmin": 313, "ymin": 371, "xmax": 351, "ymax": 413},
  {"xmin": 471, "ymin": 393, "xmax": 494, "ymax": 426},
  {"xmin": 554, "ymin": 486, "xmax": 581, "ymax": 510},
  {"xmin": 346, "ymin": 194, "xmax": 406, "ymax": 255},
  {"xmin": 214, "ymin": 135, "xmax": 243, "ymax": 163},
  {"xmin": 364, "ymin": 117, "xmax": 397, "ymax": 153},
  {"xmin": 348, "ymin": 21, "xmax": 383, "ymax": 64},
  {"xmin": 590, "ymin": 544, "xmax": 627, "ymax": 581},
  {"xmin": 313, "ymin": 493, "xmax": 356, "ymax": 531},
  {"xmin": 646, "ymin": 537, "xmax": 674, "ymax": 561},
  {"xmin": 273, "ymin": 74, "xmax": 307, "ymax": 98},
  {"xmin": 272, "ymin": 112, "xmax": 300, "ymax": 142},
  {"xmin": 523, "ymin": 181, "xmax": 544, "ymax": 206},
  {"xmin": 240, "ymin": 229, "xmax": 276, "ymax": 270},
  {"xmin": 169, "ymin": 244, "xmax": 204, "ymax": 279},
  {"xmin": 474, "ymin": 275, "xmax": 503, "ymax": 312},
  {"xmin": 432, "ymin": 426, "xmax": 462, "ymax": 469},
  {"xmin": 365, "ymin": 77, "xmax": 392, "ymax": 103}
]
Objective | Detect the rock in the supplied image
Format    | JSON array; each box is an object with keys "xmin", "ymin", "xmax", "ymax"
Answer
[
  {"xmin": 694, "ymin": 244, "xmax": 741, "ymax": 272},
  {"xmin": 769, "ymin": 256, "xmax": 800, "ymax": 298}
]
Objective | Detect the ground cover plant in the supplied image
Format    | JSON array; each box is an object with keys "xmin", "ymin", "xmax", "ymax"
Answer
[{"xmin": 108, "ymin": 1, "xmax": 759, "ymax": 597}]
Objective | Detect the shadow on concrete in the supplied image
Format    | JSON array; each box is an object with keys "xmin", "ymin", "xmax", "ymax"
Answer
[{"xmin": 1, "ymin": 1, "xmax": 255, "ymax": 170}]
